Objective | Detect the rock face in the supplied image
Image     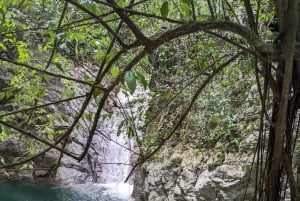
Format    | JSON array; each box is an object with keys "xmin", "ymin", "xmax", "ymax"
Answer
[
  {"xmin": 0, "ymin": 137, "xmax": 59, "ymax": 180},
  {"xmin": 0, "ymin": 65, "xmax": 147, "ymax": 185},
  {"xmin": 134, "ymin": 145, "xmax": 256, "ymax": 201}
]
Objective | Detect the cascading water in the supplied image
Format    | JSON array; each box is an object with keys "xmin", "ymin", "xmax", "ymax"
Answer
[
  {"xmin": 100, "ymin": 110, "xmax": 133, "ymax": 183},
  {"xmin": 97, "ymin": 110, "xmax": 134, "ymax": 199},
  {"xmin": 96, "ymin": 87, "xmax": 148, "ymax": 199}
]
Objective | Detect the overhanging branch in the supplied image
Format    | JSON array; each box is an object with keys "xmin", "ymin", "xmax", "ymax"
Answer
[{"xmin": 152, "ymin": 20, "xmax": 280, "ymax": 61}]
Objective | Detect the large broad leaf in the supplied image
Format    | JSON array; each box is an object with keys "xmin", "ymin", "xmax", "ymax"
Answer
[
  {"xmin": 135, "ymin": 71, "xmax": 147, "ymax": 89},
  {"xmin": 160, "ymin": 1, "xmax": 169, "ymax": 17},
  {"xmin": 124, "ymin": 71, "xmax": 136, "ymax": 94}
]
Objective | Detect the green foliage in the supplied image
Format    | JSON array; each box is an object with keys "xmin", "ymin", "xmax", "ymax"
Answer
[
  {"xmin": 135, "ymin": 71, "xmax": 148, "ymax": 89},
  {"xmin": 191, "ymin": 61, "xmax": 257, "ymax": 148},
  {"xmin": 160, "ymin": 1, "xmax": 169, "ymax": 17},
  {"xmin": 0, "ymin": 126, "xmax": 11, "ymax": 142},
  {"xmin": 124, "ymin": 71, "xmax": 137, "ymax": 94},
  {"xmin": 142, "ymin": 28, "xmax": 260, "ymax": 157},
  {"xmin": 20, "ymin": 163, "xmax": 33, "ymax": 170},
  {"xmin": 0, "ymin": 1, "xmax": 279, "ymax": 192},
  {"xmin": 110, "ymin": 66, "xmax": 120, "ymax": 79}
]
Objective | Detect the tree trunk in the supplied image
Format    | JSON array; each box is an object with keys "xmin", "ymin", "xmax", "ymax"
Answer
[{"xmin": 265, "ymin": 0, "xmax": 299, "ymax": 200}]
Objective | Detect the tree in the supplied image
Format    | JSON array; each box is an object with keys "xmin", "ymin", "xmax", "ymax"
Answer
[{"xmin": 0, "ymin": 0, "xmax": 299, "ymax": 200}]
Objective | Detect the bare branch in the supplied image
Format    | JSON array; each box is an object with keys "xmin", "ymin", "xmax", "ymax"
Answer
[
  {"xmin": 0, "ymin": 92, "xmax": 94, "ymax": 169},
  {"xmin": 105, "ymin": 0, "xmax": 150, "ymax": 45},
  {"xmin": 140, "ymin": 55, "xmax": 228, "ymax": 131},
  {"xmin": 0, "ymin": 146, "xmax": 53, "ymax": 169},
  {"xmin": 58, "ymin": 0, "xmax": 150, "ymax": 32},
  {"xmin": 152, "ymin": 20, "xmax": 279, "ymax": 61},
  {"xmin": 243, "ymin": 0, "xmax": 256, "ymax": 32},
  {"xmin": 97, "ymin": 129, "xmax": 139, "ymax": 155},
  {"xmin": 205, "ymin": 30, "xmax": 253, "ymax": 53}
]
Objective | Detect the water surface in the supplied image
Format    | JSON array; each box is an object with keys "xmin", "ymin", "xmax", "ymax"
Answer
[{"xmin": 0, "ymin": 180, "xmax": 133, "ymax": 201}]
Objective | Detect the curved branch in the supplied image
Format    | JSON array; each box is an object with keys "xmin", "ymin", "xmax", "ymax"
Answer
[
  {"xmin": 152, "ymin": 20, "xmax": 280, "ymax": 61},
  {"xmin": 0, "ymin": 91, "xmax": 95, "ymax": 168}
]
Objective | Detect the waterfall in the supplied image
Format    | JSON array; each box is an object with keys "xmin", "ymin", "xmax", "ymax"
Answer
[
  {"xmin": 52, "ymin": 71, "xmax": 147, "ymax": 198},
  {"xmin": 100, "ymin": 118, "xmax": 132, "ymax": 183},
  {"xmin": 98, "ymin": 87, "xmax": 148, "ymax": 196}
]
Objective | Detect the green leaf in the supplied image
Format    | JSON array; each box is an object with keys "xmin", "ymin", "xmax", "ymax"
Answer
[
  {"xmin": 181, "ymin": 2, "xmax": 191, "ymax": 16},
  {"xmin": 93, "ymin": 87, "xmax": 102, "ymax": 99},
  {"xmin": 124, "ymin": 71, "xmax": 136, "ymax": 94},
  {"xmin": 85, "ymin": 113, "xmax": 93, "ymax": 122},
  {"xmin": 37, "ymin": 88, "xmax": 45, "ymax": 99},
  {"xmin": 0, "ymin": 92, "xmax": 5, "ymax": 101},
  {"xmin": 182, "ymin": 0, "xmax": 192, "ymax": 5},
  {"xmin": 3, "ymin": 170, "xmax": 9, "ymax": 177},
  {"xmin": 0, "ymin": 156, "xmax": 5, "ymax": 164},
  {"xmin": 160, "ymin": 1, "xmax": 169, "ymax": 17},
  {"xmin": 0, "ymin": 42, "xmax": 7, "ymax": 51},
  {"xmin": 3, "ymin": 126, "xmax": 11, "ymax": 136},
  {"xmin": 83, "ymin": 76, "xmax": 94, "ymax": 84},
  {"xmin": 135, "ymin": 71, "xmax": 147, "ymax": 89},
  {"xmin": 200, "ymin": 58, "xmax": 207, "ymax": 69},
  {"xmin": 196, "ymin": 14, "xmax": 211, "ymax": 21},
  {"xmin": 21, "ymin": 164, "xmax": 29, "ymax": 170},
  {"xmin": 110, "ymin": 66, "xmax": 120, "ymax": 78},
  {"xmin": 54, "ymin": 62, "xmax": 64, "ymax": 72},
  {"xmin": 102, "ymin": 113, "xmax": 113, "ymax": 120},
  {"xmin": 60, "ymin": 114, "xmax": 69, "ymax": 122}
]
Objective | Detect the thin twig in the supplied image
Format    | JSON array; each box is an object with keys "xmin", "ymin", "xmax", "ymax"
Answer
[{"xmin": 45, "ymin": 1, "xmax": 68, "ymax": 70}]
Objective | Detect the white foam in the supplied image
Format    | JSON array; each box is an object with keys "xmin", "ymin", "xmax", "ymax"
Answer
[{"xmin": 97, "ymin": 183, "xmax": 133, "ymax": 200}]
